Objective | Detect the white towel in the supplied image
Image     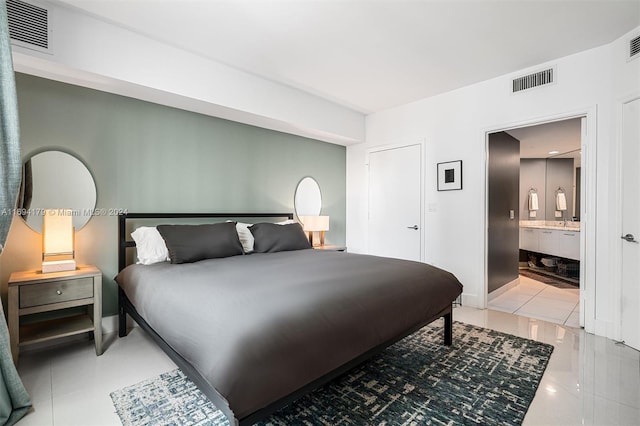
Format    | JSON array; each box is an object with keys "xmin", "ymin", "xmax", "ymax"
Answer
[
  {"xmin": 528, "ymin": 192, "xmax": 539, "ymax": 211},
  {"xmin": 556, "ymin": 192, "xmax": 567, "ymax": 211}
]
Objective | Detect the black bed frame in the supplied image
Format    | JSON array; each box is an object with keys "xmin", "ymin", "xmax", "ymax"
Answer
[{"xmin": 117, "ymin": 212, "xmax": 453, "ymax": 426}]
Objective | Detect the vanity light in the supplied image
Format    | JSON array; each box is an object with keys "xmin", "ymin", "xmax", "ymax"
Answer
[
  {"xmin": 42, "ymin": 209, "xmax": 76, "ymax": 273},
  {"xmin": 300, "ymin": 215, "xmax": 330, "ymax": 247},
  {"xmin": 548, "ymin": 150, "xmax": 560, "ymax": 155}
]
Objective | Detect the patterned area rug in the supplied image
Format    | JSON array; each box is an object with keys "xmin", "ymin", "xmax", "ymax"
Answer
[{"xmin": 111, "ymin": 321, "xmax": 553, "ymax": 426}]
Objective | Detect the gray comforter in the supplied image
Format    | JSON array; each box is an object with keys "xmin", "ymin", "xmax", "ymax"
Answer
[{"xmin": 116, "ymin": 249, "xmax": 463, "ymax": 421}]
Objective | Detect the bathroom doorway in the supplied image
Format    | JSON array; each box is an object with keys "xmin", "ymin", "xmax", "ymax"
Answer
[{"xmin": 486, "ymin": 117, "xmax": 585, "ymax": 328}]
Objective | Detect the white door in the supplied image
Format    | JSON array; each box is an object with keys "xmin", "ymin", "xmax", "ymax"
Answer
[
  {"xmin": 621, "ymin": 98, "xmax": 640, "ymax": 351},
  {"xmin": 368, "ymin": 144, "xmax": 422, "ymax": 261}
]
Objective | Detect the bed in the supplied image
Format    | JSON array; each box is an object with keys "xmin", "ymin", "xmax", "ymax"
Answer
[{"xmin": 116, "ymin": 212, "xmax": 463, "ymax": 425}]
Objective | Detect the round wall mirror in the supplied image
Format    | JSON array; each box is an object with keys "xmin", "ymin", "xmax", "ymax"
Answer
[
  {"xmin": 18, "ymin": 150, "xmax": 97, "ymax": 233},
  {"xmin": 294, "ymin": 176, "xmax": 322, "ymax": 218}
]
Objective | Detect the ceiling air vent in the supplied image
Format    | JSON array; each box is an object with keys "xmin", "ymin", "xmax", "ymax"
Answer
[
  {"xmin": 512, "ymin": 68, "xmax": 554, "ymax": 93},
  {"xmin": 6, "ymin": 0, "xmax": 50, "ymax": 53},
  {"xmin": 630, "ymin": 34, "xmax": 640, "ymax": 61}
]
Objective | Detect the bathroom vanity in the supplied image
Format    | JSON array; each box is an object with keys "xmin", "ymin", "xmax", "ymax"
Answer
[{"xmin": 519, "ymin": 221, "xmax": 580, "ymax": 261}]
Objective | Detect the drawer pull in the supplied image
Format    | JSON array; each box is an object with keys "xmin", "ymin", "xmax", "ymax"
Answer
[{"xmin": 56, "ymin": 290, "xmax": 62, "ymax": 295}]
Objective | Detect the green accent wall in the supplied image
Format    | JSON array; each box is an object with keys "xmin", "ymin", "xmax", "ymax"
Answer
[{"xmin": 1, "ymin": 73, "xmax": 346, "ymax": 316}]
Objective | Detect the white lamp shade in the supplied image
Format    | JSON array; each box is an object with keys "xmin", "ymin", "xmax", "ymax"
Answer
[
  {"xmin": 300, "ymin": 215, "xmax": 330, "ymax": 232},
  {"xmin": 43, "ymin": 209, "xmax": 74, "ymax": 255}
]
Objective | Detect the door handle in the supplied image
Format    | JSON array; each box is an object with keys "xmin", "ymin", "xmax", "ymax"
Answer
[
  {"xmin": 407, "ymin": 225, "xmax": 419, "ymax": 230},
  {"xmin": 621, "ymin": 234, "xmax": 639, "ymax": 243}
]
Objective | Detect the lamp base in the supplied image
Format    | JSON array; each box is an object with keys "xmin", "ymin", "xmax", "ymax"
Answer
[
  {"xmin": 308, "ymin": 231, "xmax": 326, "ymax": 247},
  {"xmin": 42, "ymin": 260, "xmax": 76, "ymax": 273}
]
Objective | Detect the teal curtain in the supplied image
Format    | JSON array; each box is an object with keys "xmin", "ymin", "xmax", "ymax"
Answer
[
  {"xmin": 0, "ymin": 0, "xmax": 20, "ymax": 248},
  {"xmin": 0, "ymin": 1, "xmax": 32, "ymax": 425},
  {"xmin": 0, "ymin": 299, "xmax": 30, "ymax": 426}
]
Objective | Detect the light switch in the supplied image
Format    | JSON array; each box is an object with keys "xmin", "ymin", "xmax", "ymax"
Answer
[
  {"xmin": 529, "ymin": 211, "xmax": 537, "ymax": 218},
  {"xmin": 509, "ymin": 210, "xmax": 515, "ymax": 219},
  {"xmin": 555, "ymin": 211, "xmax": 562, "ymax": 218}
]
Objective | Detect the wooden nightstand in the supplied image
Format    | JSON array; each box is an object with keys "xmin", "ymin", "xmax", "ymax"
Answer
[
  {"xmin": 7, "ymin": 265, "xmax": 103, "ymax": 364},
  {"xmin": 313, "ymin": 245, "xmax": 347, "ymax": 252}
]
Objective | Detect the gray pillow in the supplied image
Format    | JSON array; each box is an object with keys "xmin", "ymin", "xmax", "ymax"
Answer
[
  {"xmin": 157, "ymin": 222, "xmax": 244, "ymax": 264},
  {"xmin": 250, "ymin": 222, "xmax": 312, "ymax": 253}
]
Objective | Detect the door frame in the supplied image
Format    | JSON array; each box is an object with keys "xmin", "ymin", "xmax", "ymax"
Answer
[
  {"xmin": 614, "ymin": 93, "xmax": 640, "ymax": 343},
  {"xmin": 482, "ymin": 106, "xmax": 597, "ymax": 332},
  {"xmin": 366, "ymin": 140, "xmax": 426, "ymax": 262}
]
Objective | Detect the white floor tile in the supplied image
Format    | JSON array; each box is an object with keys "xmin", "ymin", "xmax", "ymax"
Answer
[
  {"xmin": 516, "ymin": 298, "xmax": 577, "ymax": 322},
  {"xmin": 15, "ymin": 398, "xmax": 53, "ymax": 426},
  {"xmin": 488, "ymin": 292, "xmax": 533, "ymax": 312},
  {"xmin": 489, "ymin": 274, "xmax": 580, "ymax": 326},
  {"xmin": 536, "ymin": 286, "xmax": 581, "ymax": 303},
  {"xmin": 486, "ymin": 303, "xmax": 517, "ymax": 314},
  {"xmin": 514, "ymin": 281, "xmax": 547, "ymax": 296},
  {"xmin": 17, "ymin": 353, "xmax": 52, "ymax": 405},
  {"xmin": 13, "ymin": 303, "xmax": 640, "ymax": 426},
  {"xmin": 52, "ymin": 389, "xmax": 121, "ymax": 426},
  {"xmin": 564, "ymin": 311, "xmax": 581, "ymax": 328}
]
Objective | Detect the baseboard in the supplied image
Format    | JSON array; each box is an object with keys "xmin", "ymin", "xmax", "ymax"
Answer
[
  {"xmin": 102, "ymin": 313, "xmax": 138, "ymax": 334},
  {"xmin": 488, "ymin": 277, "xmax": 520, "ymax": 301},
  {"xmin": 461, "ymin": 293, "xmax": 482, "ymax": 308},
  {"xmin": 592, "ymin": 318, "xmax": 617, "ymax": 341}
]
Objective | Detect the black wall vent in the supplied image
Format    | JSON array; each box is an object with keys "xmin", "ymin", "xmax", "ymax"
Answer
[
  {"xmin": 630, "ymin": 34, "xmax": 640, "ymax": 61},
  {"xmin": 512, "ymin": 68, "xmax": 554, "ymax": 93},
  {"xmin": 6, "ymin": 0, "xmax": 49, "ymax": 51}
]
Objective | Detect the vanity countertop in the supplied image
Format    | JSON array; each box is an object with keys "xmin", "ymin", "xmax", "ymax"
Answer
[{"xmin": 520, "ymin": 220, "xmax": 580, "ymax": 232}]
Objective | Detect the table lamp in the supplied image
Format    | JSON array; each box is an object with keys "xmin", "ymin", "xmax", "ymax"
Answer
[
  {"xmin": 42, "ymin": 209, "xmax": 76, "ymax": 273},
  {"xmin": 301, "ymin": 215, "xmax": 329, "ymax": 247}
]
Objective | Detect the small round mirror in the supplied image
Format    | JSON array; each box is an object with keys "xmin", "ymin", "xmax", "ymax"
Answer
[
  {"xmin": 18, "ymin": 150, "xmax": 97, "ymax": 233},
  {"xmin": 294, "ymin": 177, "xmax": 322, "ymax": 218}
]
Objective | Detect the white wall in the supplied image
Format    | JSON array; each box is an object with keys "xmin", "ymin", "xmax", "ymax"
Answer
[
  {"xmin": 610, "ymin": 28, "xmax": 640, "ymax": 340},
  {"xmin": 12, "ymin": 2, "xmax": 365, "ymax": 145},
  {"xmin": 347, "ymin": 27, "xmax": 640, "ymax": 340}
]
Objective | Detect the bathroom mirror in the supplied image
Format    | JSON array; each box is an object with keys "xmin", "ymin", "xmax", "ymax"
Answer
[
  {"xmin": 548, "ymin": 150, "xmax": 581, "ymax": 221},
  {"xmin": 18, "ymin": 150, "xmax": 97, "ymax": 233},
  {"xmin": 545, "ymin": 153, "xmax": 578, "ymax": 221},
  {"xmin": 521, "ymin": 149, "xmax": 581, "ymax": 222},
  {"xmin": 294, "ymin": 176, "xmax": 322, "ymax": 218}
]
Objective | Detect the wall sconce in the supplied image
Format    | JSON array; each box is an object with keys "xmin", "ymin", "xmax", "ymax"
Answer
[
  {"xmin": 301, "ymin": 215, "xmax": 329, "ymax": 247},
  {"xmin": 42, "ymin": 209, "xmax": 76, "ymax": 273}
]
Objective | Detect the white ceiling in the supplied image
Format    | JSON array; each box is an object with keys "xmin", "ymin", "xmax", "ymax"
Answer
[
  {"xmin": 507, "ymin": 118, "xmax": 582, "ymax": 160},
  {"xmin": 57, "ymin": 0, "xmax": 640, "ymax": 114}
]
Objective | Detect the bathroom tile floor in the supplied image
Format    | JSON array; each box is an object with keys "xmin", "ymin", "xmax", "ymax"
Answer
[{"xmin": 488, "ymin": 274, "xmax": 581, "ymax": 328}]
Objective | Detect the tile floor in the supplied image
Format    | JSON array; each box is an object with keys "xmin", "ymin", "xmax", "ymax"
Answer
[
  {"xmin": 488, "ymin": 274, "xmax": 581, "ymax": 328},
  {"xmin": 15, "ymin": 306, "xmax": 640, "ymax": 426}
]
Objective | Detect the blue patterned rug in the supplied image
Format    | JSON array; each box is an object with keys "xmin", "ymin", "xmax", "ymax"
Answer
[{"xmin": 110, "ymin": 321, "xmax": 553, "ymax": 425}]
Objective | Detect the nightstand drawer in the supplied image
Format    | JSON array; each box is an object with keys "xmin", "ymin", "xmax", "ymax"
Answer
[{"xmin": 19, "ymin": 277, "xmax": 94, "ymax": 308}]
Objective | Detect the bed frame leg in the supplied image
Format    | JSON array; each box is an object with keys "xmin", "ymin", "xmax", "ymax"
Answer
[
  {"xmin": 443, "ymin": 310, "xmax": 452, "ymax": 346},
  {"xmin": 118, "ymin": 287, "xmax": 127, "ymax": 337}
]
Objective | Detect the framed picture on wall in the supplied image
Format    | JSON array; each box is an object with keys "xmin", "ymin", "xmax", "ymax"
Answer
[{"xmin": 437, "ymin": 160, "xmax": 463, "ymax": 191}]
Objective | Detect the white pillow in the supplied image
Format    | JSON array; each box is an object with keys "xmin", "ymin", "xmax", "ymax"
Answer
[
  {"xmin": 131, "ymin": 227, "xmax": 170, "ymax": 265},
  {"xmin": 235, "ymin": 222, "xmax": 255, "ymax": 253}
]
